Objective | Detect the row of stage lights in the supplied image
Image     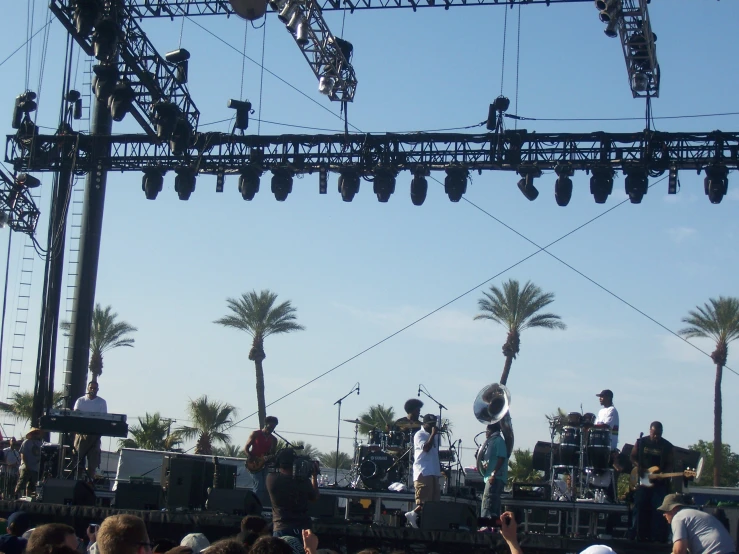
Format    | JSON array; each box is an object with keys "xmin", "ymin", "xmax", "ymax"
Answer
[{"xmin": 137, "ymin": 164, "xmax": 731, "ymax": 205}]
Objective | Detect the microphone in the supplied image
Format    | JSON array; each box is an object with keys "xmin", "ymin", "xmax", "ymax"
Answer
[
  {"xmin": 357, "ymin": 383, "xmax": 360, "ymax": 396},
  {"xmin": 417, "ymin": 385, "xmax": 421, "ymax": 397}
]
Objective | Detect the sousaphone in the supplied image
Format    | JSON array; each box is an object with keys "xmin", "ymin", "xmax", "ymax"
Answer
[{"xmin": 474, "ymin": 383, "xmax": 515, "ymax": 475}]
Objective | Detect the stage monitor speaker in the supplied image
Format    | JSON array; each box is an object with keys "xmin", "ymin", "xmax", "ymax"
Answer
[
  {"xmin": 42, "ymin": 479, "xmax": 96, "ymax": 506},
  {"xmin": 420, "ymin": 501, "xmax": 478, "ymax": 531},
  {"xmin": 206, "ymin": 488, "xmax": 262, "ymax": 516},
  {"xmin": 165, "ymin": 456, "xmax": 239, "ymax": 510},
  {"xmin": 115, "ymin": 482, "xmax": 163, "ymax": 510},
  {"xmin": 307, "ymin": 494, "xmax": 337, "ymax": 519}
]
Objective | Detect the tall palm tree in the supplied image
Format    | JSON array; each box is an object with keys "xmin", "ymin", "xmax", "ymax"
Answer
[
  {"xmin": 319, "ymin": 451, "xmax": 352, "ymax": 470},
  {"xmin": 213, "ymin": 444, "xmax": 247, "ymax": 458},
  {"xmin": 474, "ymin": 279, "xmax": 566, "ymax": 385},
  {"xmin": 679, "ymin": 296, "xmax": 739, "ymax": 487},
  {"xmin": 60, "ymin": 304, "xmax": 137, "ymax": 383},
  {"xmin": 118, "ymin": 412, "xmax": 181, "ymax": 451},
  {"xmin": 0, "ymin": 390, "xmax": 65, "ymax": 430},
  {"xmin": 214, "ymin": 290, "xmax": 304, "ymax": 428},
  {"xmin": 357, "ymin": 404, "xmax": 395, "ymax": 436},
  {"xmin": 292, "ymin": 440, "xmax": 322, "ymax": 460},
  {"xmin": 176, "ymin": 396, "xmax": 237, "ymax": 455}
]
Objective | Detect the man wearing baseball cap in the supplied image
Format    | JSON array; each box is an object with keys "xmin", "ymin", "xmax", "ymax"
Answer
[
  {"xmin": 658, "ymin": 493, "xmax": 735, "ymax": 554},
  {"xmin": 595, "ymin": 390, "xmax": 619, "ymax": 451}
]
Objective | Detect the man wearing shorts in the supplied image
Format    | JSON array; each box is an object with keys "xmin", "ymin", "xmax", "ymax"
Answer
[{"xmin": 404, "ymin": 414, "xmax": 441, "ymax": 528}]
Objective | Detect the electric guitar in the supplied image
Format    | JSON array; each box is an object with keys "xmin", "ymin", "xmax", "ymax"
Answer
[
  {"xmin": 246, "ymin": 454, "xmax": 275, "ymax": 473},
  {"xmin": 629, "ymin": 465, "xmax": 696, "ymax": 491}
]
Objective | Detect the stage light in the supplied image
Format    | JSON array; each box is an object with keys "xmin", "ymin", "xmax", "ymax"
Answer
[
  {"xmin": 165, "ymin": 49, "xmax": 190, "ymax": 84},
  {"xmin": 318, "ymin": 74, "xmax": 337, "ymax": 96},
  {"xmin": 294, "ymin": 19, "xmax": 309, "ymax": 46},
  {"xmin": 92, "ymin": 64, "xmax": 119, "ymax": 102},
  {"xmin": 668, "ymin": 166, "xmax": 678, "ymax": 194},
  {"xmin": 334, "ymin": 37, "xmax": 354, "ymax": 63},
  {"xmin": 554, "ymin": 164, "xmax": 573, "ymax": 207},
  {"xmin": 444, "ymin": 166, "xmax": 468, "ymax": 202},
  {"xmin": 278, "ymin": 1, "xmax": 297, "ymax": 22},
  {"xmin": 108, "ymin": 82, "xmax": 135, "ymax": 122},
  {"xmin": 11, "ymin": 91, "xmax": 37, "ymax": 130},
  {"xmin": 238, "ymin": 166, "xmax": 261, "ymax": 200},
  {"xmin": 704, "ymin": 164, "xmax": 728, "ymax": 204},
  {"xmin": 271, "ymin": 170, "xmax": 293, "ymax": 201},
  {"xmin": 15, "ymin": 173, "xmax": 41, "ymax": 189},
  {"xmin": 597, "ymin": 0, "xmax": 620, "ymax": 21},
  {"xmin": 590, "ymin": 167, "xmax": 614, "ymax": 204},
  {"xmin": 0, "ymin": 212, "xmax": 8, "ymax": 228},
  {"xmin": 73, "ymin": 0, "xmax": 99, "ymax": 37},
  {"xmin": 517, "ymin": 167, "xmax": 542, "ymax": 201},
  {"xmin": 66, "ymin": 90, "xmax": 83, "ymax": 120},
  {"xmin": 604, "ymin": 18, "xmax": 619, "ymax": 38},
  {"xmin": 410, "ymin": 169, "xmax": 428, "ymax": 206},
  {"xmin": 269, "ymin": 0, "xmax": 287, "ymax": 11},
  {"xmin": 229, "ymin": 0, "xmax": 268, "ymax": 20},
  {"xmin": 169, "ymin": 118, "xmax": 193, "ymax": 155},
  {"xmin": 338, "ymin": 170, "xmax": 360, "ymax": 202},
  {"xmin": 152, "ymin": 101, "xmax": 180, "ymax": 140},
  {"xmin": 141, "ymin": 169, "xmax": 164, "ymax": 200},
  {"xmin": 624, "ymin": 169, "xmax": 648, "ymax": 204},
  {"xmin": 373, "ymin": 169, "xmax": 396, "ymax": 203},
  {"xmin": 174, "ymin": 167, "xmax": 196, "ymax": 201},
  {"xmin": 631, "ymin": 73, "xmax": 648, "ymax": 92},
  {"xmin": 216, "ymin": 170, "xmax": 225, "ymax": 193},
  {"xmin": 92, "ymin": 18, "xmax": 119, "ymax": 61},
  {"xmin": 486, "ymin": 95, "xmax": 510, "ymax": 130},
  {"xmin": 319, "ymin": 168, "xmax": 328, "ymax": 194},
  {"xmin": 227, "ymin": 99, "xmax": 252, "ymax": 132}
]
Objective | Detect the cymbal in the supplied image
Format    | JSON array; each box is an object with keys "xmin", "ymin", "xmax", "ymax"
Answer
[{"xmin": 342, "ymin": 418, "xmax": 365, "ymax": 425}]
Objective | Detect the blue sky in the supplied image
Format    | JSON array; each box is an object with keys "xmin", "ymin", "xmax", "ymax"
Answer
[{"xmin": 0, "ymin": 0, "xmax": 738, "ymax": 470}]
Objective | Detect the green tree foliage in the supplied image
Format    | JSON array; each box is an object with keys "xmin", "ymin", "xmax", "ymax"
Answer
[
  {"xmin": 0, "ymin": 390, "xmax": 65, "ymax": 430},
  {"xmin": 176, "ymin": 396, "xmax": 237, "ymax": 455},
  {"xmin": 319, "ymin": 451, "xmax": 352, "ymax": 470},
  {"xmin": 292, "ymin": 440, "xmax": 321, "ymax": 460},
  {"xmin": 688, "ymin": 440, "xmax": 739, "ymax": 488},
  {"xmin": 680, "ymin": 296, "xmax": 739, "ymax": 486},
  {"xmin": 474, "ymin": 279, "xmax": 566, "ymax": 385},
  {"xmin": 357, "ymin": 404, "xmax": 395, "ymax": 437},
  {"xmin": 118, "ymin": 412, "xmax": 180, "ymax": 451},
  {"xmin": 215, "ymin": 290, "xmax": 304, "ymax": 428},
  {"xmin": 507, "ymin": 448, "xmax": 542, "ymax": 486},
  {"xmin": 61, "ymin": 304, "xmax": 137, "ymax": 383},
  {"xmin": 213, "ymin": 444, "xmax": 247, "ymax": 458}
]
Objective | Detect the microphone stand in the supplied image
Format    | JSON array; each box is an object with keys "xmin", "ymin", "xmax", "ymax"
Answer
[{"xmin": 333, "ymin": 383, "xmax": 359, "ymax": 486}]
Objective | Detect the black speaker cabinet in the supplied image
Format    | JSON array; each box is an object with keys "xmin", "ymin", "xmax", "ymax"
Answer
[
  {"xmin": 42, "ymin": 479, "xmax": 96, "ymax": 506},
  {"xmin": 207, "ymin": 488, "xmax": 262, "ymax": 516},
  {"xmin": 420, "ymin": 501, "xmax": 478, "ymax": 531},
  {"xmin": 115, "ymin": 482, "xmax": 163, "ymax": 510},
  {"xmin": 164, "ymin": 457, "xmax": 238, "ymax": 510}
]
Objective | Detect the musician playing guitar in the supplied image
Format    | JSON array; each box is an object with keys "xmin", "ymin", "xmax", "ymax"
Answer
[
  {"xmin": 245, "ymin": 415, "xmax": 279, "ymax": 508},
  {"xmin": 629, "ymin": 421, "xmax": 674, "ymax": 543}
]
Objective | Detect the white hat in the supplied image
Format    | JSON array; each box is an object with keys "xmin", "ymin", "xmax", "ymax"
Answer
[
  {"xmin": 180, "ymin": 533, "xmax": 210, "ymax": 554},
  {"xmin": 580, "ymin": 546, "xmax": 617, "ymax": 554}
]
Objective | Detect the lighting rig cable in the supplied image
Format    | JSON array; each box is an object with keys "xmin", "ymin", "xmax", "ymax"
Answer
[{"xmin": 0, "ymin": 20, "xmax": 52, "ymax": 70}]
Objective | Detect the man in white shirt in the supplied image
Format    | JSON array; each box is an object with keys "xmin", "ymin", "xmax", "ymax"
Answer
[
  {"xmin": 73, "ymin": 382, "xmax": 107, "ymax": 477},
  {"xmin": 595, "ymin": 389, "xmax": 619, "ymax": 450},
  {"xmin": 1, "ymin": 438, "xmax": 20, "ymax": 499},
  {"xmin": 404, "ymin": 414, "xmax": 441, "ymax": 528},
  {"xmin": 658, "ymin": 493, "xmax": 735, "ymax": 554}
]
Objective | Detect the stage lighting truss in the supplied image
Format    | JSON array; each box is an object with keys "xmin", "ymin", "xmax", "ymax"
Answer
[
  {"xmin": 271, "ymin": 169, "xmax": 294, "ymax": 201},
  {"xmin": 8, "ymin": 131, "xmax": 739, "ymax": 205},
  {"xmin": 0, "ymin": 169, "xmax": 41, "ymax": 236}
]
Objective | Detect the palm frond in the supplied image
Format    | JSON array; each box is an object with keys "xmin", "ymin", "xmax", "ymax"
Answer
[{"xmin": 680, "ymin": 297, "xmax": 739, "ymax": 344}]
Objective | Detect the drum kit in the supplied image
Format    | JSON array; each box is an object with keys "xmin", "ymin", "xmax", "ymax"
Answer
[
  {"xmin": 536, "ymin": 410, "xmax": 616, "ymax": 501},
  {"xmin": 341, "ymin": 417, "xmax": 457, "ymax": 491}
]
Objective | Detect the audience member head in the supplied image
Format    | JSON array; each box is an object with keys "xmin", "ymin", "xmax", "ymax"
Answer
[
  {"xmin": 240, "ymin": 533, "xmax": 260, "ymax": 550},
  {"xmin": 356, "ymin": 550, "xmax": 380, "ymax": 554},
  {"xmin": 7, "ymin": 512, "xmax": 32, "ymax": 537},
  {"xmin": 26, "ymin": 523, "xmax": 78, "ymax": 554},
  {"xmin": 203, "ymin": 540, "xmax": 248, "ymax": 554},
  {"xmin": 249, "ymin": 537, "xmax": 292, "ymax": 554},
  {"xmin": 239, "ymin": 516, "xmax": 267, "ymax": 535},
  {"xmin": 180, "ymin": 534, "xmax": 209, "ymax": 554},
  {"xmin": 152, "ymin": 540, "xmax": 177, "ymax": 554},
  {"xmin": 97, "ymin": 514, "xmax": 151, "ymax": 554},
  {"xmin": 44, "ymin": 547, "xmax": 79, "ymax": 554}
]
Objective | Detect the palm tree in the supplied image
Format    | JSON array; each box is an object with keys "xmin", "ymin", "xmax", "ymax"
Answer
[
  {"xmin": 213, "ymin": 444, "xmax": 247, "ymax": 458},
  {"xmin": 292, "ymin": 441, "xmax": 322, "ymax": 460},
  {"xmin": 118, "ymin": 412, "xmax": 181, "ymax": 451},
  {"xmin": 357, "ymin": 404, "xmax": 395, "ymax": 437},
  {"xmin": 679, "ymin": 296, "xmax": 739, "ymax": 487},
  {"xmin": 176, "ymin": 396, "xmax": 237, "ymax": 455},
  {"xmin": 0, "ymin": 390, "xmax": 65, "ymax": 430},
  {"xmin": 214, "ymin": 290, "xmax": 304, "ymax": 428},
  {"xmin": 319, "ymin": 451, "xmax": 352, "ymax": 470},
  {"xmin": 474, "ymin": 279, "xmax": 566, "ymax": 385},
  {"xmin": 507, "ymin": 449, "xmax": 542, "ymax": 486},
  {"xmin": 60, "ymin": 304, "xmax": 137, "ymax": 383}
]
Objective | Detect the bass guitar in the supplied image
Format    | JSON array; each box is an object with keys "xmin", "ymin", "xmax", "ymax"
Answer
[{"xmin": 629, "ymin": 465, "xmax": 696, "ymax": 491}]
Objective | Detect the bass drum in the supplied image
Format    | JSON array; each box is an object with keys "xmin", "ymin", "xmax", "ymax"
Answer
[{"xmin": 359, "ymin": 451, "xmax": 398, "ymax": 491}]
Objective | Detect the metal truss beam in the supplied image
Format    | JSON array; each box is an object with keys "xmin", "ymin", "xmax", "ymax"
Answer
[
  {"xmin": 0, "ymin": 169, "xmax": 41, "ymax": 236},
  {"xmin": 50, "ymin": 0, "xmax": 200, "ymax": 135},
  {"xmin": 617, "ymin": 0, "xmax": 659, "ymax": 97},
  {"xmin": 7, "ymin": 130, "xmax": 739, "ymax": 175},
  {"xmin": 128, "ymin": 0, "xmax": 592, "ymax": 15}
]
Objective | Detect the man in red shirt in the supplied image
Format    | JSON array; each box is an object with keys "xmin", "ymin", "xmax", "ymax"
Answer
[{"xmin": 245, "ymin": 416, "xmax": 279, "ymax": 507}]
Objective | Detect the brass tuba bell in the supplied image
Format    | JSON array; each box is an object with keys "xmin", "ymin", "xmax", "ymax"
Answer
[{"xmin": 474, "ymin": 383, "xmax": 515, "ymax": 475}]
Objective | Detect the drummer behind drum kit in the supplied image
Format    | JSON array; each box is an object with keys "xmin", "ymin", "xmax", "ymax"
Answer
[{"xmin": 341, "ymin": 417, "xmax": 458, "ymax": 491}]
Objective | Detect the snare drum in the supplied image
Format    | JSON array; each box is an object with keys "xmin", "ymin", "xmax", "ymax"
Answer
[{"xmin": 586, "ymin": 425, "xmax": 611, "ymax": 469}]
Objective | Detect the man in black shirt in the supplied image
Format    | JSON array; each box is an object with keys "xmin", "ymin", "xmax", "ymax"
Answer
[
  {"xmin": 266, "ymin": 448, "xmax": 319, "ymax": 541},
  {"xmin": 629, "ymin": 421, "xmax": 674, "ymax": 542}
]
